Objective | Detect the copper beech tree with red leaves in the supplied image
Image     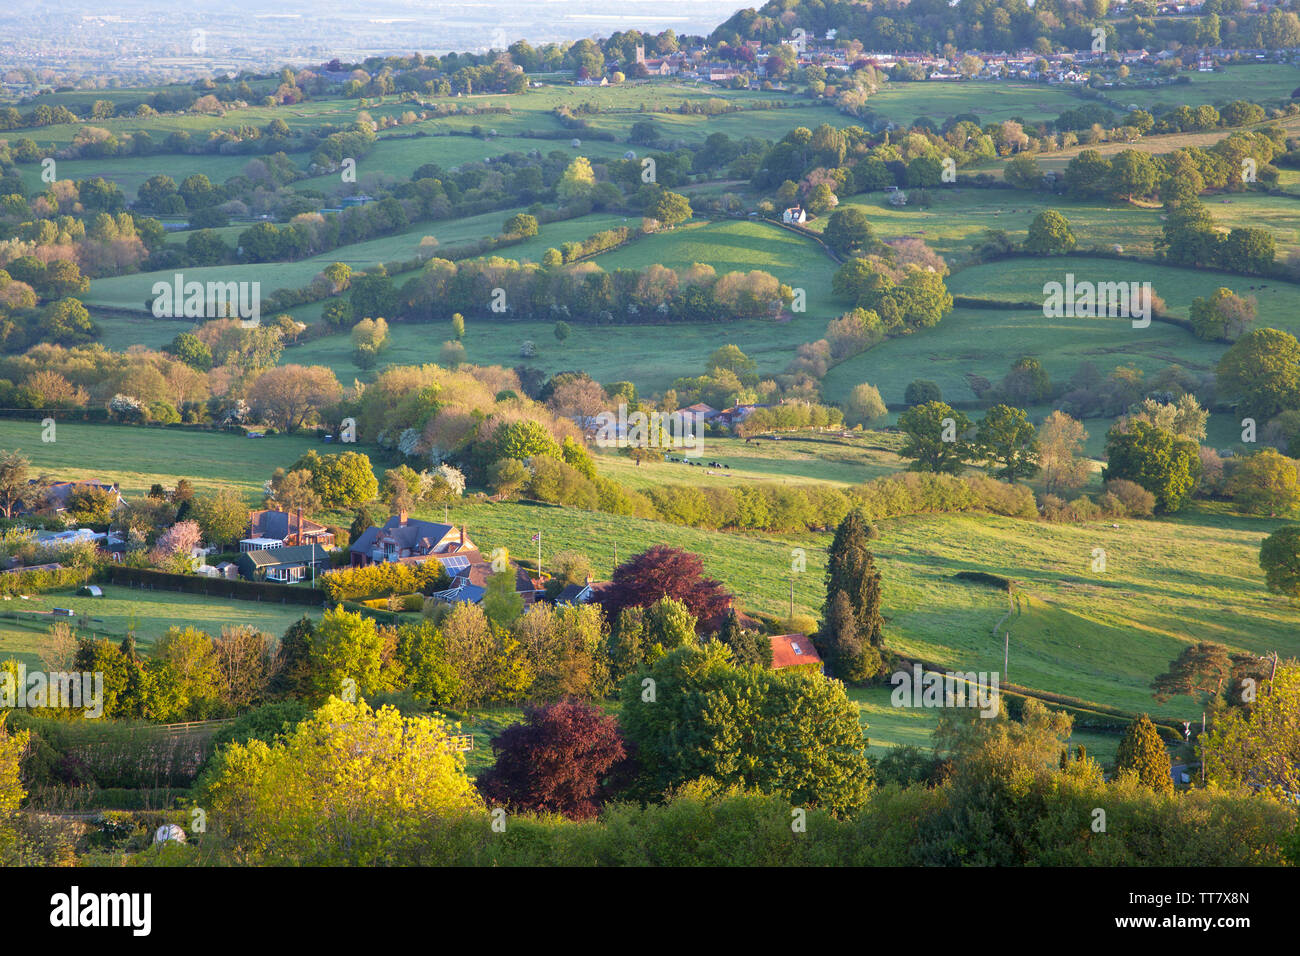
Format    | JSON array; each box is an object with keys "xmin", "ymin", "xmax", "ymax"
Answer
[
  {"xmin": 475, "ymin": 699, "xmax": 629, "ymax": 821},
  {"xmin": 599, "ymin": 545, "xmax": 733, "ymax": 632}
]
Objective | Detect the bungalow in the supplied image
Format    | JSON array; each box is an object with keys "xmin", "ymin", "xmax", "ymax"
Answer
[
  {"xmin": 349, "ymin": 512, "xmax": 480, "ymax": 571},
  {"xmin": 782, "ymin": 205, "xmax": 807, "ymax": 224},
  {"xmin": 769, "ymin": 633, "xmax": 824, "ymax": 672},
  {"xmin": 242, "ymin": 509, "xmax": 335, "ymax": 552},
  {"xmin": 236, "ymin": 543, "xmax": 330, "ymax": 584}
]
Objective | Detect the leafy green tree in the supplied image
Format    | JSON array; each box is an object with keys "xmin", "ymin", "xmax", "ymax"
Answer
[
  {"xmin": 349, "ymin": 268, "xmax": 398, "ymax": 320},
  {"xmin": 1260, "ymin": 525, "xmax": 1300, "ymax": 596},
  {"xmin": 487, "ymin": 458, "xmax": 530, "ymax": 499},
  {"xmin": 643, "ymin": 596, "xmax": 697, "ymax": 657},
  {"xmin": 999, "ymin": 356, "xmax": 1051, "ymax": 405},
  {"xmin": 1226, "ymin": 449, "xmax": 1300, "ymax": 515},
  {"xmin": 483, "ymin": 570, "xmax": 525, "ymax": 628},
  {"xmin": 0, "ymin": 450, "xmax": 39, "ymax": 519},
  {"xmin": 1023, "ymin": 209, "xmax": 1076, "ymax": 255},
  {"xmin": 1201, "ymin": 661, "xmax": 1300, "ymax": 801},
  {"xmin": 1159, "ymin": 199, "xmax": 1221, "ymax": 266},
  {"xmin": 822, "ymin": 208, "xmax": 874, "ymax": 256},
  {"xmin": 272, "ymin": 616, "xmax": 316, "ymax": 697},
  {"xmin": 395, "ymin": 621, "xmax": 462, "ymax": 705},
  {"xmin": 1002, "ymin": 155, "xmax": 1042, "ymax": 190},
  {"xmin": 1216, "ymin": 328, "xmax": 1300, "ymax": 420},
  {"xmin": 308, "ymin": 606, "xmax": 385, "ymax": 704},
  {"xmin": 1064, "ymin": 150, "xmax": 1112, "ymax": 199},
  {"xmin": 294, "ymin": 450, "xmax": 379, "ymax": 509},
  {"xmin": 170, "ymin": 331, "xmax": 213, "ymax": 371},
  {"xmin": 832, "ymin": 257, "xmax": 888, "ymax": 304},
  {"xmin": 192, "ymin": 488, "xmax": 249, "ymax": 549},
  {"xmin": 1110, "ymin": 149, "xmax": 1158, "ymax": 202},
  {"xmin": 0, "ymin": 715, "xmax": 28, "ymax": 865},
  {"xmin": 1102, "ymin": 420, "xmax": 1201, "ymax": 513},
  {"xmin": 1115, "ymin": 714, "xmax": 1173, "ymax": 793},
  {"xmin": 1189, "ymin": 287, "xmax": 1256, "ymax": 342},
  {"xmin": 557, "ymin": 156, "xmax": 597, "ymax": 202},
  {"xmin": 845, "ymin": 382, "xmax": 888, "ymax": 427},
  {"xmin": 1221, "ymin": 227, "xmax": 1276, "ymax": 275},
  {"xmin": 196, "ymin": 698, "xmax": 481, "ymax": 864},
  {"xmin": 976, "ymin": 404, "xmax": 1040, "ymax": 481},
  {"xmin": 491, "ymin": 419, "xmax": 561, "ymax": 463},
  {"xmin": 903, "ymin": 380, "xmax": 942, "ymax": 406},
  {"xmin": 648, "ymin": 190, "xmax": 692, "ymax": 227},
  {"xmin": 618, "ymin": 643, "xmax": 873, "ymax": 815},
  {"xmin": 504, "ymin": 213, "xmax": 539, "ymax": 238},
  {"xmin": 898, "ymin": 401, "xmax": 973, "ymax": 474}
]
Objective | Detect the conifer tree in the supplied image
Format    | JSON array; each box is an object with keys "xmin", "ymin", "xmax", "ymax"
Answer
[
  {"xmin": 824, "ymin": 511, "xmax": 885, "ymax": 649},
  {"xmin": 1115, "ymin": 714, "xmax": 1173, "ymax": 793}
]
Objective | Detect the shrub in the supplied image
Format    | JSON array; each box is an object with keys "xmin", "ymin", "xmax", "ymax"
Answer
[{"xmin": 1105, "ymin": 479, "xmax": 1156, "ymax": 517}]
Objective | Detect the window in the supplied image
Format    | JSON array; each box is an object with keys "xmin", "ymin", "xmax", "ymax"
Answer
[{"xmin": 792, "ymin": 642, "xmax": 802, "ymax": 655}]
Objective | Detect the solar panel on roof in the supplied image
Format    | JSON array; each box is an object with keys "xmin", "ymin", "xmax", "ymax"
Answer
[{"xmin": 439, "ymin": 555, "xmax": 471, "ymax": 571}]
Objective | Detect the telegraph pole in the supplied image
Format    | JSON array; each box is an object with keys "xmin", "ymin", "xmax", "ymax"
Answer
[{"xmin": 1004, "ymin": 631, "xmax": 1009, "ymax": 680}]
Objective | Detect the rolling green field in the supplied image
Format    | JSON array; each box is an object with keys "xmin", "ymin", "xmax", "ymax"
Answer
[
  {"xmin": 0, "ymin": 584, "xmax": 319, "ymax": 668},
  {"xmin": 595, "ymin": 218, "xmax": 837, "ymax": 299},
  {"xmin": 0, "ymin": 420, "xmax": 321, "ymax": 499},
  {"xmin": 947, "ymin": 255, "xmax": 1300, "ymax": 332},
  {"xmin": 289, "ymin": 311, "xmax": 823, "ymax": 395},
  {"xmin": 84, "ymin": 206, "xmax": 639, "ymax": 318},
  {"xmin": 592, "ymin": 433, "xmax": 905, "ymax": 490},
  {"xmin": 822, "ymin": 303, "xmax": 1223, "ymax": 406}
]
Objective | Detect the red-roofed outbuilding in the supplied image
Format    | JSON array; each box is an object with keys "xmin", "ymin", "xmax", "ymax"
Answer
[{"xmin": 769, "ymin": 634, "xmax": 823, "ymax": 671}]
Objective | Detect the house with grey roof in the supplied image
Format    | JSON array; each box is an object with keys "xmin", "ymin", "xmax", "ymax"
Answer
[{"xmin": 348, "ymin": 512, "xmax": 480, "ymax": 571}]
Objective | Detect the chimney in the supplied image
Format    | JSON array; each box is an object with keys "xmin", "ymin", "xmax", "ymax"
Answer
[
  {"xmin": 585, "ymin": 574, "xmax": 593, "ymax": 585},
  {"xmin": 459, "ymin": 525, "xmax": 465, "ymax": 547},
  {"xmin": 398, "ymin": 509, "xmax": 408, "ymax": 526},
  {"xmin": 295, "ymin": 506, "xmax": 303, "ymax": 546}
]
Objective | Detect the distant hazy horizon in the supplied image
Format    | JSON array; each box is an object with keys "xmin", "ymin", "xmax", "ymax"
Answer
[{"xmin": 9, "ymin": 0, "xmax": 745, "ymax": 64}]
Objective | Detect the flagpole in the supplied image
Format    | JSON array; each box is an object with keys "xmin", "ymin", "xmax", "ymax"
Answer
[{"xmin": 537, "ymin": 530, "xmax": 542, "ymax": 578}]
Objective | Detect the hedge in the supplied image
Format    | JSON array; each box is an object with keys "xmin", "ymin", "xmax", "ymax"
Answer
[
  {"xmin": 0, "ymin": 564, "xmax": 96, "ymax": 597},
  {"xmin": 953, "ymin": 570, "xmax": 1017, "ymax": 592},
  {"xmin": 106, "ymin": 566, "xmax": 323, "ymax": 605}
]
